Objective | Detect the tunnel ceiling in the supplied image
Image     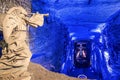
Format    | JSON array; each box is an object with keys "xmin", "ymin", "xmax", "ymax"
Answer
[
  {"xmin": 32, "ymin": 0, "xmax": 120, "ymax": 40},
  {"xmin": 34, "ymin": 0, "xmax": 120, "ymax": 26}
]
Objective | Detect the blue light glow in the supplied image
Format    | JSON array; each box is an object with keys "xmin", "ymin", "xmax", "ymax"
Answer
[
  {"xmin": 69, "ymin": 32, "xmax": 75, "ymax": 37},
  {"xmin": 31, "ymin": 0, "xmax": 120, "ymax": 79},
  {"xmin": 91, "ymin": 23, "xmax": 106, "ymax": 33},
  {"xmin": 71, "ymin": 37, "xmax": 77, "ymax": 40},
  {"xmin": 104, "ymin": 51, "xmax": 112, "ymax": 73}
]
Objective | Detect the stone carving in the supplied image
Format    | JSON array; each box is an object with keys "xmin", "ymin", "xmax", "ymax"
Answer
[{"xmin": 0, "ymin": 6, "xmax": 48, "ymax": 80}]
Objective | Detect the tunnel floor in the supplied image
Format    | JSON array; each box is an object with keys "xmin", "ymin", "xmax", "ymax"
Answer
[{"xmin": 67, "ymin": 66, "xmax": 100, "ymax": 80}]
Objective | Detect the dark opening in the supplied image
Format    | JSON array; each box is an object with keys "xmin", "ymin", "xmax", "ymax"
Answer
[{"xmin": 74, "ymin": 40, "xmax": 91, "ymax": 68}]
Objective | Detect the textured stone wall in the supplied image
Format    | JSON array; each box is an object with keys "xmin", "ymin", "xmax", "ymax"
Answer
[
  {"xmin": 31, "ymin": 0, "xmax": 69, "ymax": 72},
  {"xmin": 91, "ymin": 10, "xmax": 120, "ymax": 80},
  {"xmin": 91, "ymin": 32, "xmax": 110, "ymax": 80},
  {"xmin": 33, "ymin": 0, "xmax": 120, "ymax": 26},
  {"xmin": 31, "ymin": 0, "xmax": 120, "ymax": 75}
]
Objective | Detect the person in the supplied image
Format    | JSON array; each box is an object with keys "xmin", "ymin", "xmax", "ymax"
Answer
[{"xmin": 0, "ymin": 6, "xmax": 48, "ymax": 80}]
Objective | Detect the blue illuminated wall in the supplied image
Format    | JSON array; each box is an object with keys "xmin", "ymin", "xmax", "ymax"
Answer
[
  {"xmin": 30, "ymin": 0, "xmax": 69, "ymax": 72},
  {"xmin": 90, "ymin": 10, "xmax": 120, "ymax": 80},
  {"xmin": 31, "ymin": 0, "xmax": 120, "ymax": 80}
]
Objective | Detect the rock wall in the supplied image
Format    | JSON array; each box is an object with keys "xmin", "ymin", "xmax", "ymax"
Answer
[
  {"xmin": 31, "ymin": 0, "xmax": 120, "ymax": 26},
  {"xmin": 103, "ymin": 10, "xmax": 120, "ymax": 80},
  {"xmin": 91, "ymin": 10, "xmax": 120, "ymax": 80},
  {"xmin": 30, "ymin": 21, "xmax": 68, "ymax": 72},
  {"xmin": 30, "ymin": 0, "xmax": 68, "ymax": 72},
  {"xmin": 91, "ymin": 31, "xmax": 110, "ymax": 80},
  {"xmin": 31, "ymin": 0, "xmax": 120, "ymax": 76}
]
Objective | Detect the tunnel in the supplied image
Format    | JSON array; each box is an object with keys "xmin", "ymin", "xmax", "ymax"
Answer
[
  {"xmin": 0, "ymin": 0, "xmax": 120, "ymax": 80},
  {"xmin": 30, "ymin": 0, "xmax": 120, "ymax": 80}
]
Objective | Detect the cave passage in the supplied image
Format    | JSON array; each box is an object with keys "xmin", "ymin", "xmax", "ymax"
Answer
[
  {"xmin": 0, "ymin": 0, "xmax": 120, "ymax": 80},
  {"xmin": 60, "ymin": 39, "xmax": 99, "ymax": 79},
  {"xmin": 30, "ymin": 1, "xmax": 120, "ymax": 80}
]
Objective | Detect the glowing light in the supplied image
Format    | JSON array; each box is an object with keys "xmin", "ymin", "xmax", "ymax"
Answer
[
  {"xmin": 71, "ymin": 37, "xmax": 77, "ymax": 40},
  {"xmin": 90, "ymin": 35, "xmax": 95, "ymax": 39},
  {"xmin": 61, "ymin": 62, "xmax": 65, "ymax": 71},
  {"xmin": 91, "ymin": 23, "xmax": 106, "ymax": 33},
  {"xmin": 104, "ymin": 51, "xmax": 112, "ymax": 73},
  {"xmin": 91, "ymin": 29, "xmax": 101, "ymax": 33},
  {"xmin": 69, "ymin": 32, "xmax": 75, "ymax": 37},
  {"xmin": 104, "ymin": 51, "xmax": 109, "ymax": 60},
  {"xmin": 99, "ymin": 49, "xmax": 103, "ymax": 59},
  {"xmin": 99, "ymin": 36, "xmax": 103, "ymax": 43}
]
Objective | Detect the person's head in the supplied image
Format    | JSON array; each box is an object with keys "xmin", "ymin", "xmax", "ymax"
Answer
[{"xmin": 7, "ymin": 6, "xmax": 28, "ymax": 18}]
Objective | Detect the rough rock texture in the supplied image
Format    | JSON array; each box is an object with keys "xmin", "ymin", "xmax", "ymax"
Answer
[
  {"xmin": 103, "ymin": 10, "xmax": 120, "ymax": 80},
  {"xmin": 31, "ymin": 1, "xmax": 120, "ymax": 79},
  {"xmin": 32, "ymin": 0, "xmax": 120, "ymax": 26},
  {"xmin": 30, "ymin": 21, "xmax": 68, "ymax": 72},
  {"xmin": 0, "ymin": 0, "xmax": 119, "ymax": 80},
  {"xmin": 28, "ymin": 62, "xmax": 86, "ymax": 80},
  {"xmin": 31, "ymin": 0, "xmax": 68, "ymax": 71},
  {"xmin": 91, "ymin": 10, "xmax": 120, "ymax": 80}
]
